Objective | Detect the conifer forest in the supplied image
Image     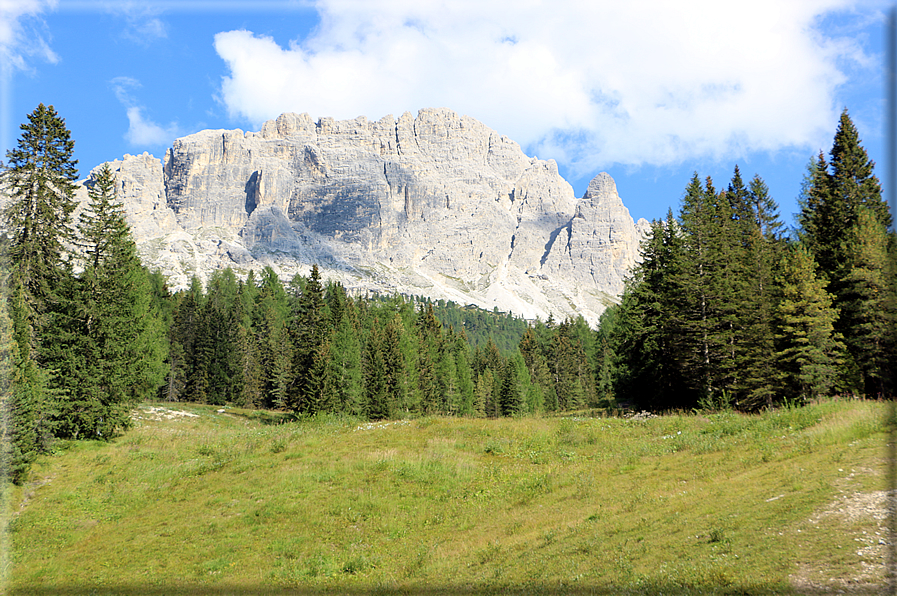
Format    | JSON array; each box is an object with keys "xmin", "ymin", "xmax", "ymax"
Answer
[{"xmin": 2, "ymin": 104, "xmax": 895, "ymax": 484}]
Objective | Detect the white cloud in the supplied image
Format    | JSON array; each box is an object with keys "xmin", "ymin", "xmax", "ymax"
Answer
[
  {"xmin": 111, "ymin": 76, "xmax": 180, "ymax": 147},
  {"xmin": 0, "ymin": 0, "xmax": 58, "ymax": 70},
  {"xmin": 123, "ymin": 106, "xmax": 179, "ymax": 145},
  {"xmin": 123, "ymin": 15, "xmax": 166, "ymax": 43},
  {"xmin": 0, "ymin": 0, "xmax": 58, "ymax": 162},
  {"xmin": 213, "ymin": 0, "xmax": 883, "ymax": 172}
]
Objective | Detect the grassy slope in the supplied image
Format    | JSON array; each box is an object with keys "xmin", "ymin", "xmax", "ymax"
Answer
[{"xmin": 6, "ymin": 400, "xmax": 893, "ymax": 595}]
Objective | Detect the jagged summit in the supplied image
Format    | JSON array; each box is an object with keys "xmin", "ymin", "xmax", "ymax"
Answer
[
  {"xmin": 78, "ymin": 108, "xmax": 648, "ymax": 325},
  {"xmin": 585, "ymin": 172, "xmax": 618, "ymax": 201}
]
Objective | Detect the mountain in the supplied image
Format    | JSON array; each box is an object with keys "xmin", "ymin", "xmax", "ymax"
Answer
[{"xmin": 77, "ymin": 108, "xmax": 649, "ymax": 325}]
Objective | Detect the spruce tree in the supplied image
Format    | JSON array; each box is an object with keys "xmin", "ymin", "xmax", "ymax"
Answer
[
  {"xmin": 170, "ymin": 276, "xmax": 205, "ymax": 402},
  {"xmin": 383, "ymin": 313, "xmax": 409, "ymax": 414},
  {"xmin": 288, "ymin": 265, "xmax": 328, "ymax": 414},
  {"xmin": 799, "ymin": 110, "xmax": 889, "ymax": 288},
  {"xmin": 234, "ymin": 274, "xmax": 264, "ymax": 407},
  {"xmin": 796, "ymin": 109, "xmax": 892, "ymax": 395},
  {"xmin": 328, "ymin": 288, "xmax": 364, "ymax": 415},
  {"xmin": 363, "ymin": 318, "xmax": 390, "ymax": 420},
  {"xmin": 1, "ymin": 286, "xmax": 51, "ymax": 483},
  {"xmin": 474, "ymin": 369, "xmax": 497, "ymax": 418},
  {"xmin": 53, "ymin": 163, "xmax": 168, "ymax": 438},
  {"xmin": 675, "ymin": 174, "xmax": 737, "ymax": 404},
  {"xmin": 415, "ymin": 304, "xmax": 442, "ymax": 414},
  {"xmin": 613, "ymin": 213, "xmax": 689, "ymax": 409},
  {"xmin": 838, "ymin": 210, "xmax": 897, "ymax": 395},
  {"xmin": 253, "ymin": 268, "xmax": 291, "ymax": 408},
  {"xmin": 774, "ymin": 244, "xmax": 845, "ymax": 401},
  {"xmin": 1, "ymin": 104, "xmax": 79, "ymax": 349},
  {"xmin": 736, "ymin": 174, "xmax": 785, "ymax": 408},
  {"xmin": 451, "ymin": 330, "xmax": 476, "ymax": 415},
  {"xmin": 519, "ymin": 327, "xmax": 555, "ymax": 409}
]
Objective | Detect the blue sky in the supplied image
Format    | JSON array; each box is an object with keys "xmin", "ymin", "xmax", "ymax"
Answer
[{"xmin": 1, "ymin": 0, "xmax": 891, "ymax": 226}]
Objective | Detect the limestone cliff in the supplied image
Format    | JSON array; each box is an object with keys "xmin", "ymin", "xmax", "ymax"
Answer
[{"xmin": 78, "ymin": 108, "xmax": 648, "ymax": 326}]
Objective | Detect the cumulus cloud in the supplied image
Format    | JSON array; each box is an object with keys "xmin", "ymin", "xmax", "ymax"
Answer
[
  {"xmin": 213, "ymin": 0, "xmax": 881, "ymax": 172},
  {"xmin": 111, "ymin": 76, "xmax": 180, "ymax": 147}
]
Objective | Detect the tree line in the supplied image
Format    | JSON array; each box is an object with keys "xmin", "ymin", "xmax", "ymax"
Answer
[
  {"xmin": 162, "ymin": 266, "xmax": 597, "ymax": 420},
  {"xmin": 604, "ymin": 109, "xmax": 895, "ymax": 411}
]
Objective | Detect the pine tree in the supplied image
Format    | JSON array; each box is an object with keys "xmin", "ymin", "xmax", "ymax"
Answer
[
  {"xmin": 594, "ymin": 304, "xmax": 621, "ymax": 406},
  {"xmin": 451, "ymin": 330, "xmax": 476, "ymax": 415},
  {"xmin": 253, "ymin": 268, "xmax": 291, "ymax": 408},
  {"xmin": 518, "ymin": 327, "xmax": 555, "ymax": 409},
  {"xmin": 170, "ymin": 276, "xmax": 205, "ymax": 402},
  {"xmin": 363, "ymin": 318, "xmax": 390, "ymax": 420},
  {"xmin": 774, "ymin": 244, "xmax": 845, "ymax": 401},
  {"xmin": 838, "ymin": 210, "xmax": 897, "ymax": 395},
  {"xmin": 288, "ymin": 265, "xmax": 328, "ymax": 414},
  {"xmin": 53, "ymin": 163, "xmax": 168, "ymax": 438},
  {"xmin": 736, "ymin": 174, "xmax": 785, "ymax": 408},
  {"xmin": 328, "ymin": 287, "xmax": 364, "ymax": 415},
  {"xmin": 415, "ymin": 304, "xmax": 442, "ymax": 414},
  {"xmin": 612, "ymin": 213, "xmax": 689, "ymax": 409},
  {"xmin": 1, "ymin": 286, "xmax": 51, "ymax": 483},
  {"xmin": 164, "ymin": 339, "xmax": 187, "ymax": 402},
  {"xmin": 499, "ymin": 351, "xmax": 530, "ymax": 416},
  {"xmin": 473, "ymin": 370, "xmax": 492, "ymax": 418},
  {"xmin": 796, "ymin": 109, "xmax": 892, "ymax": 395},
  {"xmin": 799, "ymin": 110, "xmax": 889, "ymax": 290},
  {"xmin": 1, "ymin": 104, "xmax": 79, "ymax": 351},
  {"xmin": 475, "ymin": 338, "xmax": 505, "ymax": 417},
  {"xmin": 551, "ymin": 329, "xmax": 585, "ymax": 411},
  {"xmin": 235, "ymin": 323, "xmax": 264, "ymax": 407},
  {"xmin": 383, "ymin": 313, "xmax": 409, "ymax": 414},
  {"xmin": 675, "ymin": 174, "xmax": 736, "ymax": 404},
  {"xmin": 234, "ymin": 274, "xmax": 264, "ymax": 407}
]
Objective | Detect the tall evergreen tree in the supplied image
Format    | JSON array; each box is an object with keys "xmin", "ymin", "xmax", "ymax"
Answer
[
  {"xmin": 363, "ymin": 318, "xmax": 390, "ymax": 420},
  {"xmin": 736, "ymin": 174, "xmax": 785, "ymax": 408},
  {"xmin": 253, "ymin": 268, "xmax": 292, "ymax": 408},
  {"xmin": 1, "ymin": 104, "xmax": 79, "ymax": 351},
  {"xmin": 798, "ymin": 110, "xmax": 889, "ymax": 288},
  {"xmin": 288, "ymin": 265, "xmax": 328, "ymax": 414},
  {"xmin": 53, "ymin": 164, "xmax": 168, "ymax": 438},
  {"xmin": 1, "ymin": 287, "xmax": 51, "ymax": 483},
  {"xmin": 327, "ymin": 286, "xmax": 364, "ymax": 414},
  {"xmin": 796, "ymin": 109, "xmax": 892, "ymax": 395},
  {"xmin": 234, "ymin": 274, "xmax": 264, "ymax": 407},
  {"xmin": 675, "ymin": 174, "xmax": 737, "ymax": 404},
  {"xmin": 383, "ymin": 313, "xmax": 410, "ymax": 414},
  {"xmin": 519, "ymin": 327, "xmax": 555, "ymax": 409},
  {"xmin": 774, "ymin": 244, "xmax": 845, "ymax": 401},
  {"xmin": 838, "ymin": 210, "xmax": 897, "ymax": 395},
  {"xmin": 613, "ymin": 213, "xmax": 690, "ymax": 409},
  {"xmin": 451, "ymin": 330, "xmax": 476, "ymax": 415},
  {"xmin": 473, "ymin": 370, "xmax": 491, "ymax": 418}
]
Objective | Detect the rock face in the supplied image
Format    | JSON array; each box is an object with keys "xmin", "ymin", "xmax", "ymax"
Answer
[{"xmin": 79, "ymin": 108, "xmax": 648, "ymax": 326}]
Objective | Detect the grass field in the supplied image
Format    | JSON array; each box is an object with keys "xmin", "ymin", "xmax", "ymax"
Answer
[{"xmin": 4, "ymin": 399, "xmax": 894, "ymax": 595}]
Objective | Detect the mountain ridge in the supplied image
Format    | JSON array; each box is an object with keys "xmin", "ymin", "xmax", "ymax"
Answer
[{"xmin": 77, "ymin": 108, "xmax": 649, "ymax": 325}]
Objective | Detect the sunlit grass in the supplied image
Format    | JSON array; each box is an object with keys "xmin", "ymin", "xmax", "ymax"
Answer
[{"xmin": 6, "ymin": 399, "xmax": 892, "ymax": 595}]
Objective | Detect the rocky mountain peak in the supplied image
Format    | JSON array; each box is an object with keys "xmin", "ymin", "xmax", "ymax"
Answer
[
  {"xmin": 584, "ymin": 172, "xmax": 619, "ymax": 202},
  {"xmin": 75, "ymin": 108, "xmax": 647, "ymax": 326}
]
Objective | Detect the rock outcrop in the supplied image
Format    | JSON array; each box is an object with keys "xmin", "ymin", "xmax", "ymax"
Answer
[{"xmin": 78, "ymin": 108, "xmax": 648, "ymax": 326}]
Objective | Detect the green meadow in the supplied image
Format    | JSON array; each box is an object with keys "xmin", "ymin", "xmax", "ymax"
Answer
[{"xmin": 6, "ymin": 399, "xmax": 893, "ymax": 595}]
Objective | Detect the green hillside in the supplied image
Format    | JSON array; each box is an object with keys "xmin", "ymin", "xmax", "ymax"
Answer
[{"xmin": 6, "ymin": 399, "xmax": 892, "ymax": 595}]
